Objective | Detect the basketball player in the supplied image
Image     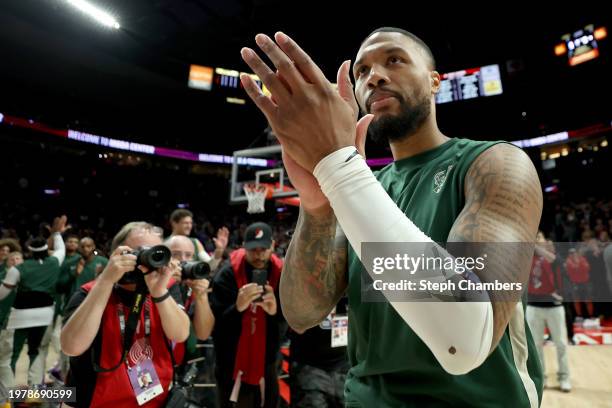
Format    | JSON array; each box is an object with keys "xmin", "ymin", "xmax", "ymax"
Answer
[{"xmin": 239, "ymin": 28, "xmax": 544, "ymax": 407}]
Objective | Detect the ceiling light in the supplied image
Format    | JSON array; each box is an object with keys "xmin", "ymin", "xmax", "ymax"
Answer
[{"xmin": 65, "ymin": 0, "xmax": 121, "ymax": 29}]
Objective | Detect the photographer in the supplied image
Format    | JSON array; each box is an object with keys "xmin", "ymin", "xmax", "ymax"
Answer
[
  {"xmin": 210, "ymin": 222, "xmax": 285, "ymax": 408},
  {"xmin": 61, "ymin": 222, "xmax": 189, "ymax": 407},
  {"xmin": 169, "ymin": 209, "xmax": 229, "ymax": 272},
  {"xmin": 166, "ymin": 235, "xmax": 216, "ymax": 406},
  {"xmin": 165, "ymin": 234, "xmax": 215, "ymax": 345}
]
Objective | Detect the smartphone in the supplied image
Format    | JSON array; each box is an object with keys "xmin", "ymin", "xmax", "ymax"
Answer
[{"xmin": 251, "ymin": 269, "xmax": 268, "ymax": 302}]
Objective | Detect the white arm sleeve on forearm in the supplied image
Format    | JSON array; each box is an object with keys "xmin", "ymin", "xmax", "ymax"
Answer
[
  {"xmin": 0, "ymin": 267, "xmax": 20, "ymax": 300},
  {"xmin": 313, "ymin": 147, "xmax": 493, "ymax": 375},
  {"xmin": 51, "ymin": 232, "xmax": 66, "ymax": 265}
]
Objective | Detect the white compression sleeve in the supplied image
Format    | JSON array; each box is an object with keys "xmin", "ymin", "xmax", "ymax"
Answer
[
  {"xmin": 51, "ymin": 232, "xmax": 66, "ymax": 265},
  {"xmin": 0, "ymin": 266, "xmax": 20, "ymax": 300},
  {"xmin": 313, "ymin": 147, "xmax": 493, "ymax": 375}
]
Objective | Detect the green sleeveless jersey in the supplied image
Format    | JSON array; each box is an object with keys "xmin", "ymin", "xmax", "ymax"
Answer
[
  {"xmin": 190, "ymin": 237, "xmax": 201, "ymax": 261},
  {"xmin": 17, "ymin": 256, "xmax": 61, "ymax": 295},
  {"xmin": 345, "ymin": 138, "xmax": 543, "ymax": 408}
]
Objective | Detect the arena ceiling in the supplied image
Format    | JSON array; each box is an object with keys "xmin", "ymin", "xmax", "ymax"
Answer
[{"xmin": 0, "ymin": 0, "xmax": 608, "ymax": 156}]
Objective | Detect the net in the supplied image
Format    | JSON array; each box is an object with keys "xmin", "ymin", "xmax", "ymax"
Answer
[{"xmin": 243, "ymin": 184, "xmax": 268, "ymax": 214}]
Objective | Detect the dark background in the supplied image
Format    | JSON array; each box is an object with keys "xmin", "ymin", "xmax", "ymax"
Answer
[{"xmin": 0, "ymin": 0, "xmax": 608, "ymax": 155}]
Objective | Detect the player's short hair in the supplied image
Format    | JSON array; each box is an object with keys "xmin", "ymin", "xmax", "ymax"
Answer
[
  {"xmin": 170, "ymin": 209, "xmax": 193, "ymax": 224},
  {"xmin": 362, "ymin": 27, "xmax": 436, "ymax": 70}
]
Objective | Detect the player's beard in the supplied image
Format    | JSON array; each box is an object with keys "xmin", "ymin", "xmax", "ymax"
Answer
[{"xmin": 366, "ymin": 92, "xmax": 431, "ymax": 144}]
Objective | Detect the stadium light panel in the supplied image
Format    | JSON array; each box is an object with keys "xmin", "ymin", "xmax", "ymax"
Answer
[{"xmin": 65, "ymin": 0, "xmax": 121, "ymax": 29}]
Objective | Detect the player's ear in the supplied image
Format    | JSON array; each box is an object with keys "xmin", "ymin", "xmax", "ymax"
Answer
[{"xmin": 430, "ymin": 71, "xmax": 441, "ymax": 94}]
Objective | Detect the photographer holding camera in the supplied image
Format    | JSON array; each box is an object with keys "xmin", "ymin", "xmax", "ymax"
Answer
[
  {"xmin": 61, "ymin": 222, "xmax": 190, "ymax": 408},
  {"xmin": 210, "ymin": 222, "xmax": 285, "ymax": 408},
  {"xmin": 165, "ymin": 235, "xmax": 215, "ymax": 345},
  {"xmin": 168, "ymin": 209, "xmax": 229, "ymax": 272},
  {"xmin": 166, "ymin": 235, "xmax": 216, "ymax": 406}
]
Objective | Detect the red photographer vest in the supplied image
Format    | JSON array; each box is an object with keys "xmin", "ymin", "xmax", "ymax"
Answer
[{"xmin": 81, "ymin": 280, "xmax": 174, "ymax": 408}]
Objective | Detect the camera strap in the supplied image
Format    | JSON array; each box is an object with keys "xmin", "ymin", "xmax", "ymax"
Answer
[{"xmin": 92, "ymin": 290, "xmax": 148, "ymax": 373}]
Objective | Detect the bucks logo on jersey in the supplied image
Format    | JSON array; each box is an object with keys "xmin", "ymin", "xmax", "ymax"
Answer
[{"xmin": 433, "ymin": 163, "xmax": 454, "ymax": 193}]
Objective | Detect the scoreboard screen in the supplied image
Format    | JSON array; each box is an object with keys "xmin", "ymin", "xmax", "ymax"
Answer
[
  {"xmin": 188, "ymin": 65, "xmax": 214, "ymax": 91},
  {"xmin": 555, "ymin": 25, "xmax": 607, "ymax": 66},
  {"xmin": 435, "ymin": 64, "xmax": 503, "ymax": 104}
]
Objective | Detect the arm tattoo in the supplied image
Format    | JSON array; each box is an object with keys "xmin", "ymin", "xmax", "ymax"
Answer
[
  {"xmin": 448, "ymin": 143, "xmax": 543, "ymax": 351},
  {"xmin": 280, "ymin": 207, "xmax": 347, "ymax": 331}
]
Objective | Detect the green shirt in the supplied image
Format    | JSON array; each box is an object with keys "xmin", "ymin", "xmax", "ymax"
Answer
[
  {"xmin": 17, "ymin": 257, "xmax": 61, "ymax": 295},
  {"xmin": 74, "ymin": 255, "xmax": 108, "ymax": 291},
  {"xmin": 55, "ymin": 255, "xmax": 108, "ymax": 314},
  {"xmin": 345, "ymin": 138, "xmax": 543, "ymax": 408},
  {"xmin": 56, "ymin": 253, "xmax": 82, "ymax": 316}
]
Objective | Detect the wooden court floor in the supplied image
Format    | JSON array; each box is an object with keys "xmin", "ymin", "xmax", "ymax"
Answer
[
  {"xmin": 15, "ymin": 343, "xmax": 612, "ymax": 407},
  {"xmin": 541, "ymin": 344, "xmax": 612, "ymax": 408}
]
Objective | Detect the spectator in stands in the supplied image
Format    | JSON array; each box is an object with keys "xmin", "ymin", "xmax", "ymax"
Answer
[
  {"xmin": 594, "ymin": 218, "xmax": 606, "ymax": 236},
  {"xmin": 211, "ymin": 222, "xmax": 285, "ymax": 408},
  {"xmin": 565, "ymin": 248, "xmax": 593, "ymax": 318},
  {"xmin": 61, "ymin": 221, "xmax": 189, "ymax": 407},
  {"xmin": 289, "ymin": 297, "xmax": 349, "ymax": 407},
  {"xmin": 64, "ymin": 235, "xmax": 80, "ymax": 259},
  {"xmin": 169, "ymin": 209, "xmax": 228, "ymax": 272},
  {"xmin": 581, "ymin": 230, "xmax": 606, "ymax": 315},
  {"xmin": 0, "ymin": 243, "xmax": 10, "ymax": 265},
  {"xmin": 604, "ymin": 240, "xmax": 612, "ymax": 302},
  {"xmin": 6, "ymin": 252, "xmax": 23, "ymax": 268},
  {"xmin": 526, "ymin": 232, "xmax": 571, "ymax": 392},
  {"xmin": 0, "ymin": 216, "xmax": 67, "ymax": 386},
  {"xmin": 0, "ymin": 244, "xmax": 23, "ymax": 387}
]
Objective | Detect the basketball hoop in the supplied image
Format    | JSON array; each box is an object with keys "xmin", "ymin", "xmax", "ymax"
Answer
[{"xmin": 243, "ymin": 184, "xmax": 268, "ymax": 214}]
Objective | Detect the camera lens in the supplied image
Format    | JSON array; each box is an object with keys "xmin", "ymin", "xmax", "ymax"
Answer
[
  {"xmin": 181, "ymin": 261, "xmax": 210, "ymax": 280},
  {"xmin": 137, "ymin": 245, "xmax": 171, "ymax": 269}
]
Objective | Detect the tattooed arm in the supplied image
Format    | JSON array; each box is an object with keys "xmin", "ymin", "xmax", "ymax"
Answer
[
  {"xmin": 280, "ymin": 207, "xmax": 347, "ymax": 333},
  {"xmin": 448, "ymin": 143, "xmax": 543, "ymax": 351}
]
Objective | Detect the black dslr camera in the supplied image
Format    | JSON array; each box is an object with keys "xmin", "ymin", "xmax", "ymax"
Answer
[
  {"xmin": 180, "ymin": 261, "xmax": 211, "ymax": 281},
  {"xmin": 119, "ymin": 245, "xmax": 172, "ymax": 285}
]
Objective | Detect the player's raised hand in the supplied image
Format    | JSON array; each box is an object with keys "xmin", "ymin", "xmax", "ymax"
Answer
[{"xmin": 240, "ymin": 32, "xmax": 364, "ymax": 173}]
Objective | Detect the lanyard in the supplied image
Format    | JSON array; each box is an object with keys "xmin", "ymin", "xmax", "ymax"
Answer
[
  {"xmin": 117, "ymin": 298, "xmax": 151, "ymax": 340},
  {"xmin": 117, "ymin": 292, "xmax": 151, "ymax": 369}
]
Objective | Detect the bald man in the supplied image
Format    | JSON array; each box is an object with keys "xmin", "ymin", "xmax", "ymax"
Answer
[
  {"xmin": 169, "ymin": 209, "xmax": 228, "ymax": 271},
  {"xmin": 165, "ymin": 235, "xmax": 215, "ymax": 341}
]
